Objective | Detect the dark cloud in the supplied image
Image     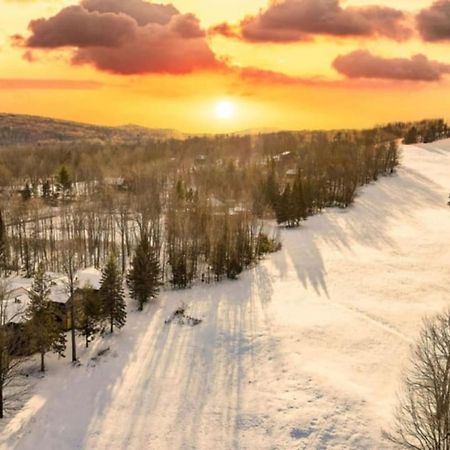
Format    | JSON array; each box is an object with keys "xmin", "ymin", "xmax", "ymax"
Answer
[
  {"xmin": 27, "ymin": 5, "xmax": 136, "ymax": 48},
  {"xmin": 333, "ymin": 50, "xmax": 450, "ymax": 81},
  {"xmin": 213, "ymin": 0, "xmax": 411, "ymax": 43},
  {"xmin": 81, "ymin": 0, "xmax": 177, "ymax": 26},
  {"xmin": 417, "ymin": 0, "xmax": 450, "ymax": 42},
  {"xmin": 20, "ymin": 0, "xmax": 220, "ymax": 75},
  {"xmin": 209, "ymin": 22, "xmax": 240, "ymax": 39}
]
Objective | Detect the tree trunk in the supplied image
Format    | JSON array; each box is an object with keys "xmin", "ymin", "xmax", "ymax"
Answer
[
  {"xmin": 70, "ymin": 300, "xmax": 77, "ymax": 362},
  {"xmin": 121, "ymin": 229, "xmax": 126, "ymax": 275},
  {"xmin": 110, "ymin": 314, "xmax": 113, "ymax": 334},
  {"xmin": 40, "ymin": 351, "xmax": 45, "ymax": 372},
  {"xmin": 0, "ymin": 383, "xmax": 3, "ymax": 419}
]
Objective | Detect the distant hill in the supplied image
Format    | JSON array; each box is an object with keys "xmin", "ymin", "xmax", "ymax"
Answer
[{"xmin": 0, "ymin": 113, "xmax": 185, "ymax": 146}]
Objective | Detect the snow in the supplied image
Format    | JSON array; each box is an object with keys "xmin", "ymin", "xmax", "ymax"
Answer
[
  {"xmin": 1, "ymin": 141, "xmax": 450, "ymax": 450},
  {"xmin": 76, "ymin": 268, "xmax": 102, "ymax": 291}
]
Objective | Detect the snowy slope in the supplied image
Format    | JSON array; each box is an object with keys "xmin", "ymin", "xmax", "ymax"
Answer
[{"xmin": 1, "ymin": 141, "xmax": 449, "ymax": 450}]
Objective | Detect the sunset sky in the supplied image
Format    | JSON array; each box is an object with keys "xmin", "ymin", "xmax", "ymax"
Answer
[{"xmin": 1, "ymin": 0, "xmax": 450, "ymax": 133}]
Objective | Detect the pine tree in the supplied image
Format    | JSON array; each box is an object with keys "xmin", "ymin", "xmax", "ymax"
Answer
[
  {"xmin": 42, "ymin": 180, "xmax": 51, "ymax": 200},
  {"xmin": 57, "ymin": 166, "xmax": 72, "ymax": 201},
  {"xmin": 292, "ymin": 172, "xmax": 307, "ymax": 225},
  {"xmin": 127, "ymin": 233, "xmax": 160, "ymax": 311},
  {"xmin": 404, "ymin": 126, "xmax": 419, "ymax": 145},
  {"xmin": 25, "ymin": 263, "xmax": 66, "ymax": 372},
  {"xmin": 99, "ymin": 256, "xmax": 126, "ymax": 333},
  {"xmin": 76, "ymin": 284, "xmax": 102, "ymax": 348},
  {"xmin": 57, "ymin": 166, "xmax": 71, "ymax": 191},
  {"xmin": 21, "ymin": 183, "xmax": 31, "ymax": 201},
  {"xmin": 276, "ymin": 184, "xmax": 295, "ymax": 226}
]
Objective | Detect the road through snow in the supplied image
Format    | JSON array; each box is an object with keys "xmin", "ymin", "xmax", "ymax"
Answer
[{"xmin": 1, "ymin": 141, "xmax": 449, "ymax": 450}]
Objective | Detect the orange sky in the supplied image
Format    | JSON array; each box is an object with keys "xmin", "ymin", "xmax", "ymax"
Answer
[{"xmin": 1, "ymin": 0, "xmax": 449, "ymax": 133}]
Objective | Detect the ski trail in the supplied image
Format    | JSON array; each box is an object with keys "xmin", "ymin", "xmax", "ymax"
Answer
[{"xmin": 320, "ymin": 298, "xmax": 413, "ymax": 344}]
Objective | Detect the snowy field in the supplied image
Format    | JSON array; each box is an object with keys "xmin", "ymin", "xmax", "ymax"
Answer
[{"xmin": 1, "ymin": 141, "xmax": 449, "ymax": 450}]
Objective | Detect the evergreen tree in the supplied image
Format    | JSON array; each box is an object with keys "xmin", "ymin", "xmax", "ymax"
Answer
[
  {"xmin": 127, "ymin": 233, "xmax": 160, "ymax": 311},
  {"xmin": 57, "ymin": 166, "xmax": 71, "ymax": 191},
  {"xmin": 57, "ymin": 166, "xmax": 72, "ymax": 200},
  {"xmin": 99, "ymin": 256, "xmax": 126, "ymax": 333},
  {"xmin": 276, "ymin": 184, "xmax": 294, "ymax": 226},
  {"xmin": 292, "ymin": 172, "xmax": 307, "ymax": 225},
  {"xmin": 404, "ymin": 126, "xmax": 419, "ymax": 145},
  {"xmin": 76, "ymin": 284, "xmax": 102, "ymax": 348},
  {"xmin": 42, "ymin": 180, "xmax": 51, "ymax": 200},
  {"xmin": 25, "ymin": 263, "xmax": 66, "ymax": 372},
  {"xmin": 21, "ymin": 183, "xmax": 31, "ymax": 201}
]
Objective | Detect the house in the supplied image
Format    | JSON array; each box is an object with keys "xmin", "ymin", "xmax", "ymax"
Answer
[
  {"xmin": 2, "ymin": 268, "xmax": 102, "ymax": 356},
  {"xmin": 195, "ymin": 154, "xmax": 207, "ymax": 165},
  {"xmin": 48, "ymin": 268, "xmax": 102, "ymax": 330},
  {"xmin": 285, "ymin": 169, "xmax": 298, "ymax": 180},
  {"xmin": 4, "ymin": 268, "xmax": 102, "ymax": 331}
]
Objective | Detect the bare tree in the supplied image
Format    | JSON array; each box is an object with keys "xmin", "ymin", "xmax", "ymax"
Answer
[
  {"xmin": 62, "ymin": 242, "xmax": 80, "ymax": 364},
  {"xmin": 388, "ymin": 310, "xmax": 450, "ymax": 450},
  {"xmin": 0, "ymin": 282, "xmax": 29, "ymax": 418}
]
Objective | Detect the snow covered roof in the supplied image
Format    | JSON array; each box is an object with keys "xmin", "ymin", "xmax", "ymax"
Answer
[
  {"xmin": 7, "ymin": 278, "xmax": 33, "ymax": 294},
  {"xmin": 76, "ymin": 267, "xmax": 102, "ymax": 290},
  {"xmin": 48, "ymin": 277, "xmax": 69, "ymax": 304},
  {"xmin": 208, "ymin": 196, "xmax": 225, "ymax": 208},
  {"xmin": 1, "ymin": 269, "xmax": 101, "ymax": 324}
]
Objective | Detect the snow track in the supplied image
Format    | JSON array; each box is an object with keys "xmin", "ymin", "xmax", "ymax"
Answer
[{"xmin": 1, "ymin": 141, "xmax": 450, "ymax": 450}]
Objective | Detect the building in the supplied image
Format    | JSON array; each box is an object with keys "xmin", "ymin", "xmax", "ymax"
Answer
[{"xmin": 4, "ymin": 267, "xmax": 102, "ymax": 331}]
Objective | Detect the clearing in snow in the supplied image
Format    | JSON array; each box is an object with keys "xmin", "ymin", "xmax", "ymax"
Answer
[{"xmin": 0, "ymin": 140, "xmax": 449, "ymax": 449}]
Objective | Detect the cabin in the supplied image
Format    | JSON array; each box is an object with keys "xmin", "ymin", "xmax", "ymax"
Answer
[
  {"xmin": 195, "ymin": 154, "xmax": 207, "ymax": 165},
  {"xmin": 2, "ymin": 268, "xmax": 102, "ymax": 357},
  {"xmin": 285, "ymin": 169, "xmax": 298, "ymax": 181},
  {"xmin": 4, "ymin": 267, "xmax": 102, "ymax": 331},
  {"xmin": 48, "ymin": 268, "xmax": 102, "ymax": 330}
]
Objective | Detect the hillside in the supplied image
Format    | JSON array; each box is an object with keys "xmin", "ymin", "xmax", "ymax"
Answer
[
  {"xmin": 0, "ymin": 140, "xmax": 449, "ymax": 449},
  {"xmin": 0, "ymin": 113, "xmax": 184, "ymax": 146}
]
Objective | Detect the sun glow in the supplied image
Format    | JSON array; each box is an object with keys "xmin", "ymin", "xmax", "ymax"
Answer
[{"xmin": 215, "ymin": 100, "xmax": 235, "ymax": 119}]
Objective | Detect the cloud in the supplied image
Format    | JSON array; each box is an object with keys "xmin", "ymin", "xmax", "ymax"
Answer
[
  {"xmin": 81, "ymin": 0, "xmax": 177, "ymax": 26},
  {"xmin": 26, "ymin": 5, "xmax": 137, "ymax": 48},
  {"xmin": 212, "ymin": 0, "xmax": 411, "ymax": 43},
  {"xmin": 20, "ymin": 0, "xmax": 220, "ymax": 75},
  {"xmin": 0, "ymin": 79, "xmax": 101, "ymax": 89},
  {"xmin": 417, "ymin": 0, "xmax": 450, "ymax": 42},
  {"xmin": 333, "ymin": 50, "xmax": 450, "ymax": 81}
]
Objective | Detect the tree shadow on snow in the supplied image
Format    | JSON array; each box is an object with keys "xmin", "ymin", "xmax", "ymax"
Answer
[{"xmin": 275, "ymin": 165, "xmax": 443, "ymax": 299}]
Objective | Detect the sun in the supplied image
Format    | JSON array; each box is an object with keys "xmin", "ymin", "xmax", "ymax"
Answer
[{"xmin": 215, "ymin": 100, "xmax": 235, "ymax": 120}]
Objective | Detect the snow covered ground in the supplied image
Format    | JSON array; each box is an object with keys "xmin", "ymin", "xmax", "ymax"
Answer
[{"xmin": 1, "ymin": 141, "xmax": 449, "ymax": 450}]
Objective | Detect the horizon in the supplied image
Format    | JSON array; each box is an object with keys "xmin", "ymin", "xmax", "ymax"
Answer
[
  {"xmin": 1, "ymin": 110, "xmax": 447, "ymax": 137},
  {"xmin": 2, "ymin": 0, "xmax": 450, "ymax": 133}
]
